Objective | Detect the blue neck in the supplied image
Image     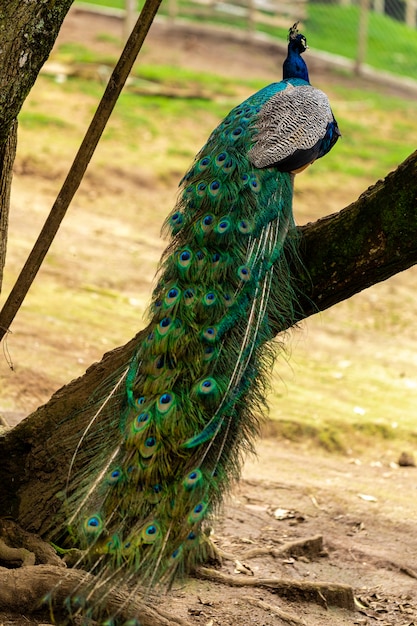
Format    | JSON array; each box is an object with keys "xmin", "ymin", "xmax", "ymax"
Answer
[{"xmin": 282, "ymin": 45, "xmax": 310, "ymax": 82}]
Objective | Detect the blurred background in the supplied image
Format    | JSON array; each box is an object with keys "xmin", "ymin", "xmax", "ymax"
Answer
[
  {"xmin": 81, "ymin": 0, "xmax": 417, "ymax": 80},
  {"xmin": 1, "ymin": 0, "xmax": 417, "ymax": 462}
]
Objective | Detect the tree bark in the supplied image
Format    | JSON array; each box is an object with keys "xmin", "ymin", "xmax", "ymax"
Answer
[
  {"xmin": 0, "ymin": 0, "xmax": 74, "ymax": 147},
  {"xmin": 1, "ymin": 3, "xmax": 414, "ymax": 623},
  {"xmin": 293, "ymin": 150, "xmax": 417, "ymax": 319},
  {"xmin": 0, "ymin": 1, "xmax": 74, "ymax": 293},
  {"xmin": 0, "ymin": 149, "xmax": 416, "ymax": 536},
  {"xmin": 0, "ymin": 121, "xmax": 17, "ymax": 294}
]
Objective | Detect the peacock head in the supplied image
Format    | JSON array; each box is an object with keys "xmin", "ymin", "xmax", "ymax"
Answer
[
  {"xmin": 283, "ymin": 22, "xmax": 310, "ymax": 82},
  {"xmin": 288, "ymin": 22, "xmax": 308, "ymax": 54}
]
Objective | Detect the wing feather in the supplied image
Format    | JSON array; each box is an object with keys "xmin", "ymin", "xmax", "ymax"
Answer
[{"xmin": 248, "ymin": 83, "xmax": 337, "ymax": 171}]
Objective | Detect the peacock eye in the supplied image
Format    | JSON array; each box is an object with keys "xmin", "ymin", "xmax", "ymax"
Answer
[{"xmin": 160, "ymin": 393, "xmax": 172, "ymax": 405}]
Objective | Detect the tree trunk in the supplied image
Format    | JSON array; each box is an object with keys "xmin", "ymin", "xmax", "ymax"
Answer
[
  {"xmin": 0, "ymin": 0, "xmax": 74, "ymax": 293},
  {"xmin": 0, "ymin": 0, "xmax": 416, "ymax": 557},
  {"xmin": 0, "ymin": 121, "xmax": 17, "ymax": 294},
  {"xmin": 0, "ymin": 149, "xmax": 416, "ymax": 536},
  {"xmin": 0, "ymin": 1, "xmax": 74, "ymax": 147}
]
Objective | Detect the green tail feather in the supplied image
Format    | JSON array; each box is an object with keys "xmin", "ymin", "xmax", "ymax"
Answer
[{"xmin": 59, "ymin": 82, "xmax": 302, "ymax": 623}]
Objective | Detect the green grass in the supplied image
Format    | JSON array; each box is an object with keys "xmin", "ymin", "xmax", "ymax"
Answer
[
  {"xmin": 57, "ymin": 41, "xmax": 118, "ymax": 65},
  {"xmin": 268, "ymin": 352, "xmax": 417, "ymax": 453},
  {"xmin": 77, "ymin": 0, "xmax": 125, "ymax": 7},
  {"xmin": 305, "ymin": 4, "xmax": 417, "ymax": 78},
  {"xmin": 11, "ymin": 29, "xmax": 417, "ymax": 450},
  {"xmin": 134, "ymin": 64, "xmax": 241, "ymax": 95},
  {"xmin": 48, "ymin": 38, "xmax": 417, "ymax": 183},
  {"xmin": 76, "ymin": 0, "xmax": 417, "ymax": 79},
  {"xmin": 19, "ymin": 111, "xmax": 72, "ymax": 129}
]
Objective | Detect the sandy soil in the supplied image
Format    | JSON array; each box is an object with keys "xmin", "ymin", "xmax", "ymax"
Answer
[{"xmin": 0, "ymin": 7, "xmax": 416, "ymax": 626}]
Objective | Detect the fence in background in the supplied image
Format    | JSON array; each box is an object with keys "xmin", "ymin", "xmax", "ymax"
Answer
[
  {"xmin": 164, "ymin": 0, "xmax": 417, "ymax": 29},
  {"xmin": 160, "ymin": 0, "xmax": 417, "ymax": 78},
  {"xmin": 82, "ymin": 0, "xmax": 417, "ymax": 80},
  {"xmin": 165, "ymin": 0, "xmax": 307, "ymax": 33}
]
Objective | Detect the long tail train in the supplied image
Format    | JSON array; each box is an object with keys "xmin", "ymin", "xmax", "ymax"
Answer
[{"xmin": 55, "ymin": 23, "xmax": 340, "ymax": 624}]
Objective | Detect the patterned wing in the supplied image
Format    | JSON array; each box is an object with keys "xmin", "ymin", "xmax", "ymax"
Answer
[{"xmin": 248, "ymin": 82, "xmax": 339, "ymax": 172}]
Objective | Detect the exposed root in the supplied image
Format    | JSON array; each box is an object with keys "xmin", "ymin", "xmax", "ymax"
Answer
[
  {"xmin": 0, "ymin": 519, "xmax": 64, "ymax": 567},
  {"xmin": 400, "ymin": 565, "xmax": 417, "ymax": 579},
  {"xmin": 210, "ymin": 534, "xmax": 325, "ymax": 570},
  {"xmin": 194, "ymin": 566, "xmax": 356, "ymax": 610},
  {"xmin": 0, "ymin": 537, "xmax": 35, "ymax": 567},
  {"xmin": 243, "ymin": 595, "xmax": 308, "ymax": 626},
  {"xmin": 0, "ymin": 565, "xmax": 192, "ymax": 626},
  {"xmin": 240, "ymin": 535, "xmax": 325, "ymax": 561}
]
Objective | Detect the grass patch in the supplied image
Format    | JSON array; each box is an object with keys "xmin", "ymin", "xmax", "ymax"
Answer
[
  {"xmin": 76, "ymin": 0, "xmax": 417, "ymax": 79},
  {"xmin": 76, "ymin": 0, "xmax": 125, "ymax": 8},
  {"xmin": 19, "ymin": 111, "xmax": 72, "ymax": 129},
  {"xmin": 55, "ymin": 41, "xmax": 117, "ymax": 66},
  {"xmin": 266, "ymin": 307, "xmax": 417, "ymax": 454},
  {"xmin": 96, "ymin": 32, "xmax": 122, "ymax": 45},
  {"xmin": 264, "ymin": 419, "xmax": 347, "ymax": 453},
  {"xmin": 47, "ymin": 36, "xmax": 417, "ymax": 184},
  {"xmin": 306, "ymin": 4, "xmax": 417, "ymax": 79},
  {"xmin": 135, "ymin": 64, "xmax": 241, "ymax": 96},
  {"xmin": 266, "ymin": 404, "xmax": 417, "ymax": 454},
  {"xmin": 11, "ymin": 28, "xmax": 417, "ymax": 449}
]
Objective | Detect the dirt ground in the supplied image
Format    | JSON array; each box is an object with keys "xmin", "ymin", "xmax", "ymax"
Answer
[{"xmin": 0, "ymin": 7, "xmax": 416, "ymax": 626}]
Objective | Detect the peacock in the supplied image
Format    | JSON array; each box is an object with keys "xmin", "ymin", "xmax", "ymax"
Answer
[{"xmin": 58, "ymin": 23, "xmax": 340, "ymax": 624}]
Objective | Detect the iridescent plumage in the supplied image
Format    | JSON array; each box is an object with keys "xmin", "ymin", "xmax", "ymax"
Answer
[{"xmin": 60, "ymin": 23, "xmax": 340, "ymax": 624}]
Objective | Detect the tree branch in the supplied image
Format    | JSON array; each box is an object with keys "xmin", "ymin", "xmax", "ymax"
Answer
[
  {"xmin": 293, "ymin": 149, "xmax": 417, "ymax": 320},
  {"xmin": 0, "ymin": 151, "xmax": 416, "ymax": 535}
]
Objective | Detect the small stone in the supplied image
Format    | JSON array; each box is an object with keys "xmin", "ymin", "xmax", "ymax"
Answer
[{"xmin": 398, "ymin": 452, "xmax": 416, "ymax": 467}]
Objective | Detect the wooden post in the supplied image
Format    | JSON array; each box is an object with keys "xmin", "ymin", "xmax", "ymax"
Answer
[
  {"xmin": 405, "ymin": 0, "xmax": 417, "ymax": 27},
  {"xmin": 168, "ymin": 0, "xmax": 177, "ymax": 23},
  {"xmin": 124, "ymin": 0, "xmax": 137, "ymax": 42},
  {"xmin": 247, "ymin": 0, "xmax": 255, "ymax": 39},
  {"xmin": 355, "ymin": 0, "xmax": 370, "ymax": 75}
]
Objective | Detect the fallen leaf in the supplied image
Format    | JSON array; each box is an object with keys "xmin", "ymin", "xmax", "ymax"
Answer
[
  {"xmin": 273, "ymin": 508, "xmax": 296, "ymax": 520},
  {"xmin": 358, "ymin": 493, "xmax": 378, "ymax": 502},
  {"xmin": 234, "ymin": 559, "xmax": 254, "ymax": 575}
]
